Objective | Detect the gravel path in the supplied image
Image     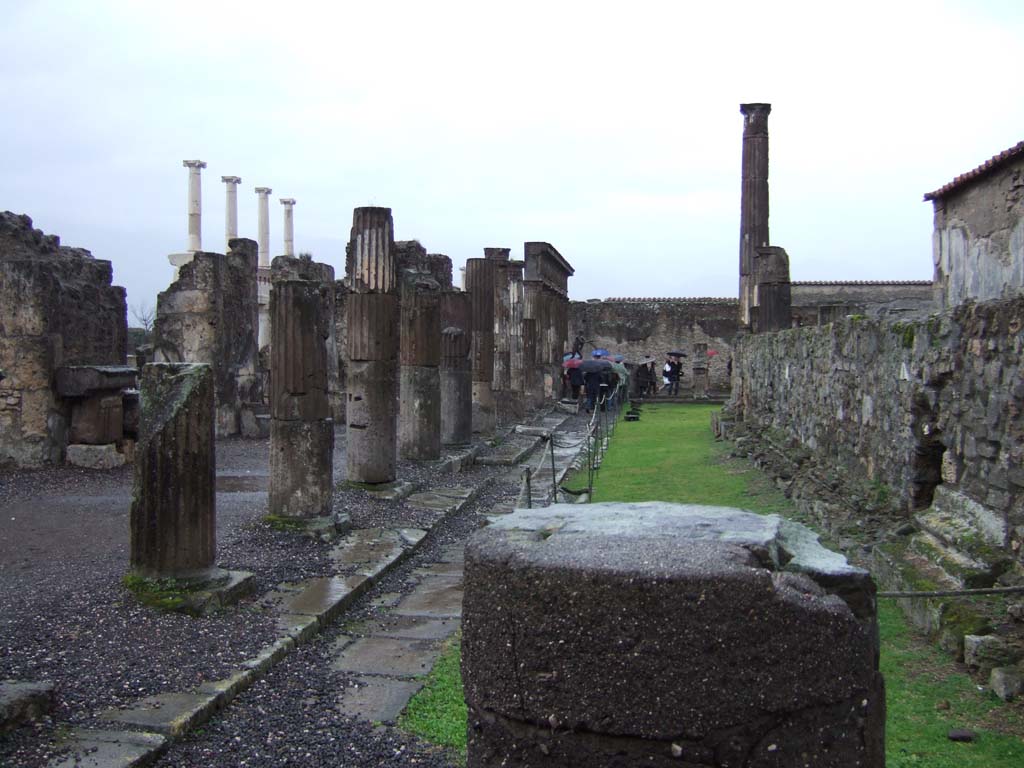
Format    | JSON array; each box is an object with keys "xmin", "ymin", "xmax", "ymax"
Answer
[{"xmin": 0, "ymin": 425, "xmax": 522, "ymax": 768}]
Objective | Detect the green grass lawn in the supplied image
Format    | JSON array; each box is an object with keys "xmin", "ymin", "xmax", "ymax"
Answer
[
  {"xmin": 398, "ymin": 634, "xmax": 467, "ymax": 760},
  {"xmin": 401, "ymin": 403, "xmax": 1024, "ymax": 764}
]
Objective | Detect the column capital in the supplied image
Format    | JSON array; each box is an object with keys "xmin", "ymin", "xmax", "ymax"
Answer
[
  {"xmin": 739, "ymin": 103, "xmax": 771, "ymax": 136},
  {"xmin": 279, "ymin": 198, "xmax": 296, "ymax": 206},
  {"xmin": 183, "ymin": 159, "xmax": 207, "ymax": 169},
  {"xmin": 221, "ymin": 175, "xmax": 242, "ymax": 184},
  {"xmin": 255, "ymin": 186, "xmax": 273, "ymax": 195}
]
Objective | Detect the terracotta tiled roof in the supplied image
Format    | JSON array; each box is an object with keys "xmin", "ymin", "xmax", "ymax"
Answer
[
  {"xmin": 924, "ymin": 141, "xmax": 1024, "ymax": 202},
  {"xmin": 792, "ymin": 280, "xmax": 931, "ymax": 286}
]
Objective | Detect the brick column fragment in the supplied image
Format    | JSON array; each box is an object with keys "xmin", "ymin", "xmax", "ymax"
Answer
[
  {"xmin": 739, "ymin": 102, "xmax": 771, "ymax": 329},
  {"xmin": 346, "ymin": 207, "xmax": 399, "ymax": 483},
  {"xmin": 399, "ymin": 283, "xmax": 441, "ymax": 460},
  {"xmin": 465, "ymin": 258, "xmax": 496, "ymax": 433},
  {"xmin": 130, "ymin": 363, "xmax": 216, "ymax": 579},
  {"xmin": 269, "ymin": 278, "xmax": 333, "ymax": 517},
  {"xmin": 440, "ymin": 291, "xmax": 472, "ymax": 445},
  {"xmin": 752, "ymin": 245, "xmax": 792, "ymax": 333}
]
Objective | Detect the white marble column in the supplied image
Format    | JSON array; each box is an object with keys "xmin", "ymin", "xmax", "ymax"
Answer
[
  {"xmin": 255, "ymin": 187, "xmax": 272, "ymax": 268},
  {"xmin": 183, "ymin": 160, "xmax": 206, "ymax": 252},
  {"xmin": 280, "ymin": 198, "xmax": 296, "ymax": 257},
  {"xmin": 222, "ymin": 176, "xmax": 241, "ymax": 251}
]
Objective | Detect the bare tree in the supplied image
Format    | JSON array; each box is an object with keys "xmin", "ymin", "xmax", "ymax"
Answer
[{"xmin": 131, "ymin": 301, "xmax": 156, "ymax": 333}]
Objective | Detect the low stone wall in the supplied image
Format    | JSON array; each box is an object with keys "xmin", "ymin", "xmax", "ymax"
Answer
[
  {"xmin": 569, "ymin": 298, "xmax": 737, "ymax": 392},
  {"xmin": 730, "ymin": 296, "xmax": 1024, "ymax": 560}
]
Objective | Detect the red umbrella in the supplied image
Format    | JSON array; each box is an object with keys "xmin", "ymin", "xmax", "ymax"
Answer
[
  {"xmin": 707, "ymin": 349, "xmax": 719, "ymax": 357},
  {"xmin": 563, "ymin": 358, "xmax": 583, "ymax": 369}
]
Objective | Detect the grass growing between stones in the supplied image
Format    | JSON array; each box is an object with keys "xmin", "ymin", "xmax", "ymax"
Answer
[
  {"xmin": 591, "ymin": 403, "xmax": 1024, "ymax": 766},
  {"xmin": 399, "ymin": 633, "xmax": 467, "ymax": 762}
]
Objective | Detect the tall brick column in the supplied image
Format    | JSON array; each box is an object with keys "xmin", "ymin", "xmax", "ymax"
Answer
[
  {"xmin": 440, "ymin": 291, "xmax": 473, "ymax": 445},
  {"xmin": 739, "ymin": 102, "xmax": 771, "ymax": 329},
  {"xmin": 399, "ymin": 282, "xmax": 441, "ymax": 460},
  {"xmin": 269, "ymin": 278, "xmax": 333, "ymax": 517},
  {"xmin": 346, "ymin": 207, "xmax": 399, "ymax": 483},
  {"xmin": 465, "ymin": 258, "xmax": 496, "ymax": 433}
]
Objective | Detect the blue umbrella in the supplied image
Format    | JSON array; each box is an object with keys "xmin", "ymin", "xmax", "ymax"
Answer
[
  {"xmin": 613, "ymin": 354, "xmax": 625, "ymax": 362},
  {"xmin": 563, "ymin": 352, "xmax": 575, "ymax": 361},
  {"xmin": 592, "ymin": 348, "xmax": 610, "ymax": 357}
]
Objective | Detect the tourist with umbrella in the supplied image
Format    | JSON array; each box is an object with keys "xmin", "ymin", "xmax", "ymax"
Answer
[
  {"xmin": 610, "ymin": 354, "xmax": 629, "ymax": 409},
  {"xmin": 562, "ymin": 356, "xmax": 585, "ymax": 401},
  {"xmin": 579, "ymin": 351, "xmax": 612, "ymax": 413}
]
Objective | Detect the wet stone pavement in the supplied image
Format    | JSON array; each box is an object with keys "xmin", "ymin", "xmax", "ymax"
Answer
[{"xmin": 0, "ymin": 410, "xmax": 591, "ymax": 767}]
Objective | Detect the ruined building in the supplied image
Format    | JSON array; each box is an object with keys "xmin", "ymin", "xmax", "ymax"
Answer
[{"xmin": 0, "ymin": 212, "xmax": 130, "ymax": 468}]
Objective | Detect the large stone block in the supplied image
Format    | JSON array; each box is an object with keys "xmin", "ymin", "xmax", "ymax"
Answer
[
  {"xmin": 463, "ymin": 503, "xmax": 883, "ymax": 768},
  {"xmin": 130, "ymin": 363, "xmax": 216, "ymax": 579},
  {"xmin": 269, "ymin": 418, "xmax": 334, "ymax": 517},
  {"xmin": 69, "ymin": 394, "xmax": 123, "ymax": 444}
]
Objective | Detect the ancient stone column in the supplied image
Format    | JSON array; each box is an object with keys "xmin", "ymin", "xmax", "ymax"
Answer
[
  {"xmin": 465, "ymin": 258, "xmax": 496, "ymax": 433},
  {"xmin": 221, "ymin": 176, "xmax": 241, "ymax": 251},
  {"xmin": 752, "ymin": 246, "xmax": 792, "ymax": 334},
  {"xmin": 521, "ymin": 317, "xmax": 537, "ymax": 406},
  {"xmin": 130, "ymin": 363, "xmax": 216, "ymax": 579},
  {"xmin": 269, "ymin": 278, "xmax": 333, "ymax": 517},
  {"xmin": 487, "ymin": 249, "xmax": 513, "ymax": 400},
  {"xmin": 739, "ymin": 102, "xmax": 771, "ymax": 329},
  {"xmin": 522, "ymin": 281, "xmax": 545, "ymax": 403},
  {"xmin": 255, "ymin": 187, "xmax": 273, "ymax": 349},
  {"xmin": 280, "ymin": 198, "xmax": 296, "ymax": 256},
  {"xmin": 399, "ymin": 284, "xmax": 441, "ymax": 460},
  {"xmin": 184, "ymin": 160, "xmax": 206, "ymax": 253},
  {"xmin": 440, "ymin": 291, "xmax": 472, "ymax": 446},
  {"xmin": 255, "ymin": 187, "xmax": 272, "ymax": 268},
  {"xmin": 346, "ymin": 207, "xmax": 399, "ymax": 483},
  {"xmin": 509, "ymin": 266, "xmax": 525, "ymax": 395}
]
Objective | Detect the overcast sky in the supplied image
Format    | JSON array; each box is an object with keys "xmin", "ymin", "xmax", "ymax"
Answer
[{"xmin": 2, "ymin": 0, "xmax": 1021, "ymax": 313}]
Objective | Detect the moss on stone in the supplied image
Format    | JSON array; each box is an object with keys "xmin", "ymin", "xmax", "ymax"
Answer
[
  {"xmin": 261, "ymin": 514, "xmax": 311, "ymax": 532},
  {"xmin": 122, "ymin": 573, "xmax": 205, "ymax": 616}
]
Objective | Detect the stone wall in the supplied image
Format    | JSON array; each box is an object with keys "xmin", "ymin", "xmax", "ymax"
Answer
[
  {"xmin": 570, "ymin": 298, "xmax": 738, "ymax": 393},
  {"xmin": 0, "ymin": 212, "xmax": 127, "ymax": 467},
  {"xmin": 730, "ymin": 296, "xmax": 1024, "ymax": 561},
  {"xmin": 791, "ymin": 281, "xmax": 934, "ymax": 326},
  {"xmin": 152, "ymin": 238, "xmax": 259, "ymax": 437},
  {"xmin": 930, "ymin": 150, "xmax": 1024, "ymax": 310}
]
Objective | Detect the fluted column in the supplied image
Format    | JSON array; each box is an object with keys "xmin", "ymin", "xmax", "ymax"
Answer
[
  {"xmin": 280, "ymin": 198, "xmax": 296, "ymax": 256},
  {"xmin": 440, "ymin": 292, "xmax": 472, "ymax": 445},
  {"xmin": 739, "ymin": 102, "xmax": 771, "ymax": 329},
  {"xmin": 399, "ymin": 284, "xmax": 441, "ymax": 460},
  {"xmin": 346, "ymin": 207, "xmax": 399, "ymax": 483},
  {"xmin": 465, "ymin": 258, "xmax": 496, "ymax": 433},
  {"xmin": 255, "ymin": 187, "xmax": 272, "ymax": 268},
  {"xmin": 222, "ymin": 176, "xmax": 241, "ymax": 251}
]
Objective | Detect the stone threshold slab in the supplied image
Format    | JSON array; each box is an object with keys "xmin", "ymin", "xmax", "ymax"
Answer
[
  {"xmin": 52, "ymin": 728, "xmax": 167, "ymax": 768},
  {"xmin": 1, "ymin": 679, "xmax": 55, "ymax": 734}
]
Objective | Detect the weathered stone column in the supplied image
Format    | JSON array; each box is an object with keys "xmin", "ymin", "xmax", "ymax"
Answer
[
  {"xmin": 464, "ymin": 503, "xmax": 884, "ymax": 767},
  {"xmin": 399, "ymin": 284, "xmax": 441, "ymax": 460},
  {"xmin": 130, "ymin": 363, "xmax": 216, "ymax": 579},
  {"xmin": 486, "ymin": 249, "xmax": 512, "ymax": 396},
  {"xmin": 280, "ymin": 198, "xmax": 296, "ymax": 256},
  {"xmin": 440, "ymin": 291, "xmax": 472, "ymax": 445},
  {"xmin": 255, "ymin": 187, "xmax": 273, "ymax": 349},
  {"xmin": 465, "ymin": 258, "xmax": 496, "ymax": 433},
  {"xmin": 221, "ymin": 175, "xmax": 241, "ymax": 251},
  {"xmin": 509, "ymin": 266, "xmax": 525, "ymax": 396},
  {"xmin": 752, "ymin": 245, "xmax": 792, "ymax": 333},
  {"xmin": 255, "ymin": 187, "xmax": 272, "ymax": 268},
  {"xmin": 346, "ymin": 206, "xmax": 399, "ymax": 483},
  {"xmin": 739, "ymin": 102, "xmax": 771, "ymax": 329},
  {"xmin": 269, "ymin": 277, "xmax": 333, "ymax": 517},
  {"xmin": 522, "ymin": 281, "xmax": 545, "ymax": 404},
  {"xmin": 184, "ymin": 160, "xmax": 206, "ymax": 253},
  {"xmin": 522, "ymin": 317, "xmax": 538, "ymax": 406}
]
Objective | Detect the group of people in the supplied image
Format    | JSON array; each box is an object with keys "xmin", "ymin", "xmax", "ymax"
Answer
[
  {"xmin": 634, "ymin": 354, "xmax": 684, "ymax": 397},
  {"xmin": 561, "ymin": 344, "xmax": 687, "ymax": 414}
]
